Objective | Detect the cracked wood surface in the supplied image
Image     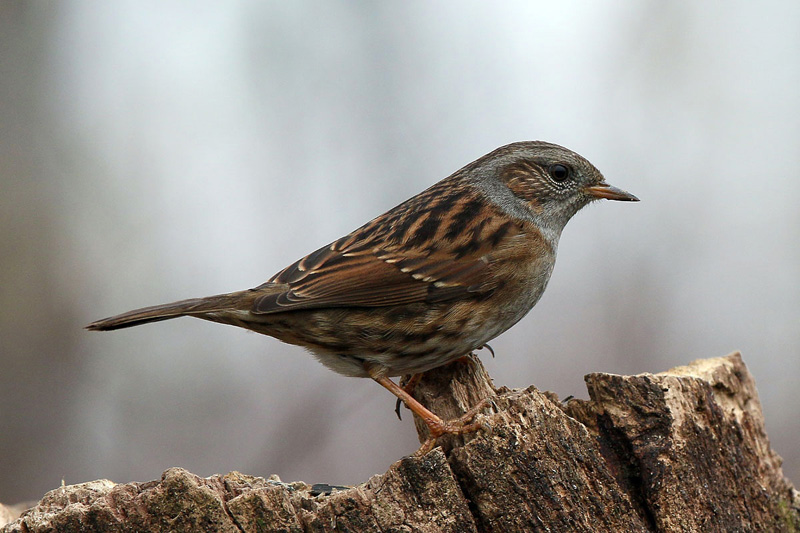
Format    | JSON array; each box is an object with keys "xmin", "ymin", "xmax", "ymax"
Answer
[{"xmin": 2, "ymin": 352, "xmax": 798, "ymax": 532}]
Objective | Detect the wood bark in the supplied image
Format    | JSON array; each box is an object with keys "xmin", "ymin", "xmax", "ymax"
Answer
[{"xmin": 2, "ymin": 352, "xmax": 798, "ymax": 532}]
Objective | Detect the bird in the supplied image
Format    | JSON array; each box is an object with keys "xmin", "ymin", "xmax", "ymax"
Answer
[{"xmin": 87, "ymin": 141, "xmax": 638, "ymax": 453}]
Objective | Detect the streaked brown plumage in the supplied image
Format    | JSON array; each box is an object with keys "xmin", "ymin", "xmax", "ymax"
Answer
[{"xmin": 87, "ymin": 141, "xmax": 638, "ymax": 452}]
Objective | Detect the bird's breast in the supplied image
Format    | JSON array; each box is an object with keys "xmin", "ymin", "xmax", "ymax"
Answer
[{"xmin": 473, "ymin": 228, "xmax": 558, "ymax": 340}]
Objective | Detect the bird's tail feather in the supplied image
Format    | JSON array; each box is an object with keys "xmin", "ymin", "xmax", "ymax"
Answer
[{"xmin": 85, "ymin": 290, "xmax": 255, "ymax": 331}]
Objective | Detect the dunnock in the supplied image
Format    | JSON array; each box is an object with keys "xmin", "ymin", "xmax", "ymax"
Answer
[{"xmin": 87, "ymin": 141, "xmax": 638, "ymax": 453}]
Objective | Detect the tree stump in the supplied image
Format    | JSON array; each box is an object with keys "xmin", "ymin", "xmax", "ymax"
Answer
[{"xmin": 2, "ymin": 352, "xmax": 798, "ymax": 532}]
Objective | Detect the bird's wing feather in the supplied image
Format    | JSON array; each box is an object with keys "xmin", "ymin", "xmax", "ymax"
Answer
[
  {"xmin": 251, "ymin": 194, "xmax": 522, "ymax": 314},
  {"xmin": 251, "ymin": 244, "xmax": 494, "ymax": 314}
]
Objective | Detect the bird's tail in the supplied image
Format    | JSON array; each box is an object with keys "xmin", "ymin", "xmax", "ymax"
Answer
[{"xmin": 85, "ymin": 290, "xmax": 256, "ymax": 331}]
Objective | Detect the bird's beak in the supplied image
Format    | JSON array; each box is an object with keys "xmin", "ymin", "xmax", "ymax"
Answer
[{"xmin": 584, "ymin": 183, "xmax": 639, "ymax": 202}]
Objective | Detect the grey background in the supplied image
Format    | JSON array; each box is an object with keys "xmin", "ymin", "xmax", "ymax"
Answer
[{"xmin": 1, "ymin": 1, "xmax": 798, "ymax": 503}]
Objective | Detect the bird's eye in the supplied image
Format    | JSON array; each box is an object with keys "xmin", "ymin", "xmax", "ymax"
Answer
[{"xmin": 549, "ymin": 164, "xmax": 570, "ymax": 182}]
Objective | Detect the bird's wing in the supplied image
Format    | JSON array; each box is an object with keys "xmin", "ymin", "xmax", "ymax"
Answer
[
  {"xmin": 251, "ymin": 243, "xmax": 495, "ymax": 314},
  {"xmin": 251, "ymin": 198, "xmax": 523, "ymax": 314}
]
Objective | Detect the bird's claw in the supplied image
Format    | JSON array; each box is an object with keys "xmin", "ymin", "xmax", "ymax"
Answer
[{"xmin": 412, "ymin": 396, "xmax": 495, "ymax": 456}]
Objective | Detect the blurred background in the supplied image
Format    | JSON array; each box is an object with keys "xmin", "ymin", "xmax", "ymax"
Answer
[{"xmin": 1, "ymin": 1, "xmax": 798, "ymax": 504}]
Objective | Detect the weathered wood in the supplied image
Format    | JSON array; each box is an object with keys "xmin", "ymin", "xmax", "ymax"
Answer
[
  {"xmin": 573, "ymin": 355, "xmax": 799, "ymax": 531},
  {"xmin": 2, "ymin": 352, "xmax": 798, "ymax": 532}
]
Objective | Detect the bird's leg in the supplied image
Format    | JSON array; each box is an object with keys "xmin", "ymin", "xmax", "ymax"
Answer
[
  {"xmin": 402, "ymin": 372, "xmax": 424, "ymax": 394},
  {"xmin": 394, "ymin": 373, "xmax": 424, "ymax": 420},
  {"xmin": 373, "ymin": 374, "xmax": 489, "ymax": 455}
]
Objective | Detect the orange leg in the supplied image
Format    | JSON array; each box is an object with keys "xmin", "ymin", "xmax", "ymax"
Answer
[{"xmin": 373, "ymin": 375, "xmax": 490, "ymax": 455}]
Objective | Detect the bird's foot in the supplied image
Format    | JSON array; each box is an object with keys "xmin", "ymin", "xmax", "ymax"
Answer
[
  {"xmin": 372, "ymin": 374, "xmax": 493, "ymax": 456},
  {"xmin": 414, "ymin": 396, "xmax": 494, "ymax": 456}
]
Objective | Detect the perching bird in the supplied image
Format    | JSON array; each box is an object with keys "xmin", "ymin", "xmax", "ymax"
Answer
[{"xmin": 87, "ymin": 141, "xmax": 638, "ymax": 453}]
